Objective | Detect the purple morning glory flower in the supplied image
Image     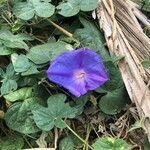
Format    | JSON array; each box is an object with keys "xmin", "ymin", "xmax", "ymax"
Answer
[{"xmin": 47, "ymin": 48, "xmax": 109, "ymax": 97}]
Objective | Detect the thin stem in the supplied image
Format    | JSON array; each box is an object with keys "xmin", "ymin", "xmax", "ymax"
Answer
[
  {"xmin": 23, "ymin": 136, "xmax": 33, "ymax": 148},
  {"xmin": 83, "ymin": 124, "xmax": 92, "ymax": 150},
  {"xmin": 54, "ymin": 128, "xmax": 59, "ymax": 149},
  {"xmin": 47, "ymin": 19, "xmax": 73, "ymax": 37},
  {"xmin": 65, "ymin": 122, "xmax": 94, "ymax": 150}
]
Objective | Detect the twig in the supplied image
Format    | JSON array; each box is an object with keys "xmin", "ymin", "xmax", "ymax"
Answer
[
  {"xmin": 54, "ymin": 128, "xmax": 58, "ymax": 149},
  {"xmin": 47, "ymin": 19, "xmax": 73, "ymax": 37},
  {"xmin": 83, "ymin": 124, "xmax": 92, "ymax": 150}
]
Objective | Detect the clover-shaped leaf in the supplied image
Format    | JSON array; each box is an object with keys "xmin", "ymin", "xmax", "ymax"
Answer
[
  {"xmin": 32, "ymin": 94, "xmax": 77, "ymax": 131},
  {"xmin": 11, "ymin": 53, "xmax": 31, "ymax": 73},
  {"xmin": 13, "ymin": 0, "xmax": 55, "ymax": 20},
  {"xmin": 57, "ymin": 0, "xmax": 98, "ymax": 17}
]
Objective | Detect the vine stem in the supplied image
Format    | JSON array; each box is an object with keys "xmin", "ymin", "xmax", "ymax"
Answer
[
  {"xmin": 64, "ymin": 122, "xmax": 94, "ymax": 150},
  {"xmin": 47, "ymin": 19, "xmax": 73, "ymax": 37},
  {"xmin": 54, "ymin": 128, "xmax": 58, "ymax": 149}
]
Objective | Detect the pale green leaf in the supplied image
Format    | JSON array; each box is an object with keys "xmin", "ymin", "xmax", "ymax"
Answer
[
  {"xmin": 0, "ymin": 29, "xmax": 29, "ymax": 50},
  {"xmin": 92, "ymin": 137, "xmax": 130, "ymax": 150},
  {"xmin": 11, "ymin": 53, "xmax": 31, "ymax": 73},
  {"xmin": 57, "ymin": 0, "xmax": 79, "ymax": 17},
  {"xmin": 59, "ymin": 136, "xmax": 74, "ymax": 150},
  {"xmin": 0, "ymin": 44, "xmax": 14, "ymax": 55},
  {"xmin": 57, "ymin": 0, "xmax": 98, "ymax": 17},
  {"xmin": 21, "ymin": 63, "xmax": 39, "ymax": 76},
  {"xmin": 1, "ymin": 79, "xmax": 17, "ymax": 96},
  {"xmin": 13, "ymin": 0, "xmax": 55, "ymax": 20},
  {"xmin": 4, "ymin": 87, "xmax": 35, "ymax": 102},
  {"xmin": 13, "ymin": 1, "xmax": 34, "ymax": 20},
  {"xmin": 5, "ymin": 64, "xmax": 16, "ymax": 79}
]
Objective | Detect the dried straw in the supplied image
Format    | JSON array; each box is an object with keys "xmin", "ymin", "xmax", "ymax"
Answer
[{"xmin": 97, "ymin": 0, "xmax": 150, "ymax": 141}]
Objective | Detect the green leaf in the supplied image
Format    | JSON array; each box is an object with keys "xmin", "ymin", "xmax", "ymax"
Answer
[
  {"xmin": 57, "ymin": 0, "xmax": 98, "ymax": 17},
  {"xmin": 73, "ymin": 94, "xmax": 88, "ymax": 115},
  {"xmin": 0, "ymin": 64, "xmax": 18, "ymax": 95},
  {"xmin": 1, "ymin": 79, "xmax": 17, "ymax": 95},
  {"xmin": 15, "ymin": 33, "xmax": 34, "ymax": 41},
  {"xmin": 142, "ymin": 59, "xmax": 150, "ymax": 69},
  {"xmin": 59, "ymin": 136, "xmax": 74, "ymax": 150},
  {"xmin": 98, "ymin": 87, "xmax": 127, "ymax": 115},
  {"xmin": 13, "ymin": 0, "xmax": 55, "ymax": 20},
  {"xmin": 4, "ymin": 87, "xmax": 35, "ymax": 102},
  {"xmin": 5, "ymin": 63, "xmax": 16, "ymax": 79},
  {"xmin": 92, "ymin": 137, "xmax": 130, "ymax": 150},
  {"xmin": 5, "ymin": 98, "xmax": 40, "ymax": 134},
  {"xmin": 11, "ymin": 53, "xmax": 31, "ymax": 73},
  {"xmin": 0, "ymin": 68, "xmax": 5, "ymax": 77},
  {"xmin": 21, "ymin": 63, "xmax": 39, "ymax": 76},
  {"xmin": 32, "ymin": 94, "xmax": 77, "ymax": 131},
  {"xmin": 74, "ymin": 17, "xmax": 109, "ymax": 60},
  {"xmin": 144, "ymin": 136, "xmax": 150, "ymax": 150},
  {"xmin": 132, "ymin": 0, "xmax": 150, "ymax": 12},
  {"xmin": 0, "ymin": 44, "xmax": 14, "ymax": 55},
  {"xmin": 27, "ymin": 41, "xmax": 73, "ymax": 64},
  {"xmin": 0, "ymin": 136, "xmax": 24, "ymax": 150},
  {"xmin": 0, "ymin": 29, "xmax": 29, "ymax": 50},
  {"xmin": 96, "ymin": 61, "xmax": 126, "ymax": 115}
]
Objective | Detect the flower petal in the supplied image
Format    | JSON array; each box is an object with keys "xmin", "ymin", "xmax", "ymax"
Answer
[
  {"xmin": 47, "ymin": 48, "xmax": 109, "ymax": 97},
  {"xmin": 48, "ymin": 72, "xmax": 87, "ymax": 97},
  {"xmin": 85, "ymin": 74, "xmax": 108, "ymax": 90},
  {"xmin": 67, "ymin": 79, "xmax": 87, "ymax": 97}
]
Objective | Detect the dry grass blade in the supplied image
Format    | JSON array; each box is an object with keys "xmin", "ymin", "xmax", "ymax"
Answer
[{"xmin": 97, "ymin": 0, "xmax": 150, "ymax": 141}]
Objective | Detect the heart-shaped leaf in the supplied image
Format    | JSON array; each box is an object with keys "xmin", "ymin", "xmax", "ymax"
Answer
[
  {"xmin": 5, "ymin": 98, "xmax": 40, "ymax": 134},
  {"xmin": 98, "ymin": 87, "xmax": 127, "ymax": 115},
  {"xmin": 4, "ymin": 87, "xmax": 35, "ymax": 102},
  {"xmin": 0, "ymin": 29, "xmax": 29, "ymax": 50},
  {"xmin": 27, "ymin": 41, "xmax": 73, "ymax": 64}
]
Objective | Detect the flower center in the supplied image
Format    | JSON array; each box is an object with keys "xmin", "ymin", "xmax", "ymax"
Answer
[{"xmin": 75, "ymin": 70, "xmax": 86, "ymax": 79}]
